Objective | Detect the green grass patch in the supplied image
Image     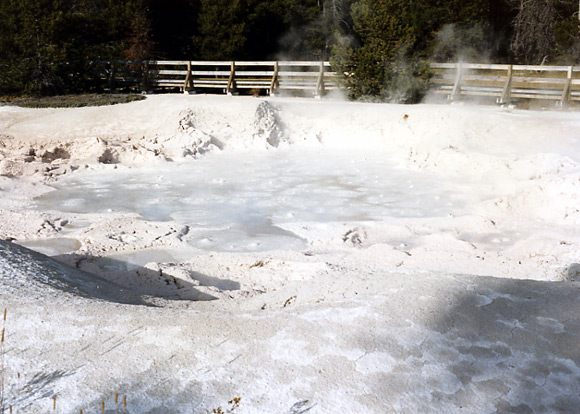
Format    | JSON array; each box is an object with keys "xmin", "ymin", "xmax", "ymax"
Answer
[{"xmin": 1, "ymin": 94, "xmax": 146, "ymax": 108}]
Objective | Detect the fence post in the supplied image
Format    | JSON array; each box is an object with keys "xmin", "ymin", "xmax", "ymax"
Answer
[
  {"xmin": 107, "ymin": 62, "xmax": 116, "ymax": 90},
  {"xmin": 270, "ymin": 61, "xmax": 279, "ymax": 96},
  {"xmin": 141, "ymin": 61, "xmax": 149, "ymax": 93},
  {"xmin": 184, "ymin": 61, "xmax": 194, "ymax": 94},
  {"xmin": 315, "ymin": 61, "xmax": 325, "ymax": 98},
  {"xmin": 499, "ymin": 64, "xmax": 513, "ymax": 104},
  {"xmin": 227, "ymin": 61, "xmax": 236, "ymax": 95},
  {"xmin": 451, "ymin": 62, "xmax": 462, "ymax": 100},
  {"xmin": 561, "ymin": 66, "xmax": 573, "ymax": 105}
]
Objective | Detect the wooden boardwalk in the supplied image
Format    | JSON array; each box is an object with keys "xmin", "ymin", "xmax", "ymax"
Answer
[
  {"xmin": 430, "ymin": 62, "xmax": 580, "ymax": 104},
  {"xmin": 96, "ymin": 60, "xmax": 580, "ymax": 103},
  {"xmin": 97, "ymin": 60, "xmax": 337, "ymax": 96}
]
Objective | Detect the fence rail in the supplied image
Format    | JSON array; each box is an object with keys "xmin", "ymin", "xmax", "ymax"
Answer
[
  {"xmin": 429, "ymin": 62, "xmax": 580, "ymax": 104},
  {"xmin": 94, "ymin": 60, "xmax": 338, "ymax": 96}
]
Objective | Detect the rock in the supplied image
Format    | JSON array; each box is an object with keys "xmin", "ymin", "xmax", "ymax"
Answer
[
  {"xmin": 40, "ymin": 146, "xmax": 70, "ymax": 163},
  {"xmin": 99, "ymin": 148, "xmax": 120, "ymax": 164},
  {"xmin": 567, "ymin": 263, "xmax": 580, "ymax": 281},
  {"xmin": 169, "ymin": 110, "xmax": 223, "ymax": 159},
  {"xmin": 0, "ymin": 160, "xmax": 24, "ymax": 177},
  {"xmin": 254, "ymin": 101, "xmax": 287, "ymax": 147}
]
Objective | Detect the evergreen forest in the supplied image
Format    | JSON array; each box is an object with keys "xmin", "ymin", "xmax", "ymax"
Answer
[{"xmin": 1, "ymin": 0, "xmax": 580, "ymax": 100}]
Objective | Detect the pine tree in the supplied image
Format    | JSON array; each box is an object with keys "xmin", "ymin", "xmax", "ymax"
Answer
[
  {"xmin": 194, "ymin": 0, "xmax": 248, "ymax": 60},
  {"xmin": 509, "ymin": 0, "xmax": 580, "ymax": 64},
  {"xmin": 0, "ymin": 0, "xmax": 71, "ymax": 95},
  {"xmin": 510, "ymin": 0, "xmax": 557, "ymax": 64},
  {"xmin": 124, "ymin": 0, "xmax": 155, "ymax": 61},
  {"xmin": 0, "ymin": 0, "xmax": 146, "ymax": 95},
  {"xmin": 331, "ymin": 0, "xmax": 493, "ymax": 101}
]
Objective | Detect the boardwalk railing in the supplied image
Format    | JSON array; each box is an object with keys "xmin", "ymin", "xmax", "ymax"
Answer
[
  {"xmin": 430, "ymin": 62, "xmax": 580, "ymax": 104},
  {"xmin": 95, "ymin": 60, "xmax": 338, "ymax": 96},
  {"xmin": 97, "ymin": 60, "xmax": 580, "ymax": 103}
]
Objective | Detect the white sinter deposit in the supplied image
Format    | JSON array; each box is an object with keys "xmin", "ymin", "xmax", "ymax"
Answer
[{"xmin": 1, "ymin": 95, "xmax": 579, "ymax": 413}]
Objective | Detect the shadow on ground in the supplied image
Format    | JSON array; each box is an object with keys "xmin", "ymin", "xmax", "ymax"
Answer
[
  {"xmin": 357, "ymin": 273, "xmax": 580, "ymax": 413},
  {"xmin": 0, "ymin": 240, "xmax": 229, "ymax": 305},
  {"xmin": 52, "ymin": 252, "xmax": 241, "ymax": 302},
  {"xmin": 431, "ymin": 276, "xmax": 580, "ymax": 413}
]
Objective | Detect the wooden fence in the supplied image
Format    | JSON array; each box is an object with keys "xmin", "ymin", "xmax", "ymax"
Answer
[
  {"xmin": 95, "ymin": 60, "xmax": 580, "ymax": 103},
  {"xmin": 430, "ymin": 62, "xmax": 580, "ymax": 104},
  {"xmin": 95, "ymin": 60, "xmax": 338, "ymax": 96}
]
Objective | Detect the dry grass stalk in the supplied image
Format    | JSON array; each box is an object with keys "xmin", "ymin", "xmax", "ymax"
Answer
[{"xmin": 0, "ymin": 308, "xmax": 6, "ymax": 414}]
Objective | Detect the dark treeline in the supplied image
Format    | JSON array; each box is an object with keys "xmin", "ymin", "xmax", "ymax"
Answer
[{"xmin": 1, "ymin": 0, "xmax": 580, "ymax": 100}]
